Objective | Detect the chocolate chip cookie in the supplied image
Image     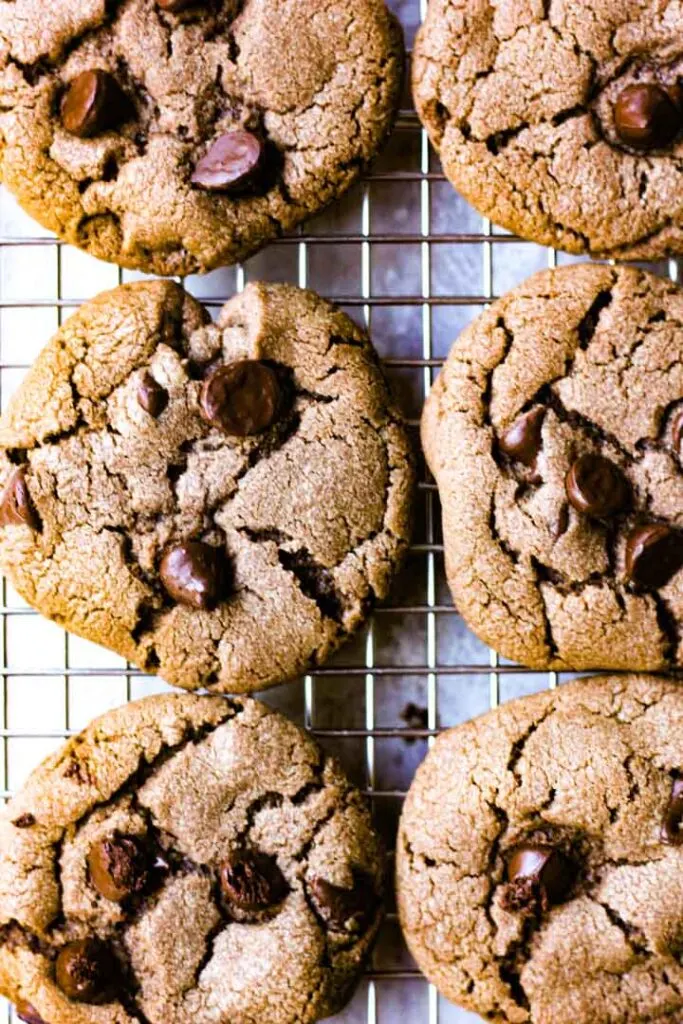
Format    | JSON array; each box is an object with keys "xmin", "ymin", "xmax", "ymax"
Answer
[
  {"xmin": 413, "ymin": 0, "xmax": 683, "ymax": 259},
  {"xmin": 0, "ymin": 0, "xmax": 403, "ymax": 276},
  {"xmin": 0, "ymin": 279, "xmax": 413, "ymax": 692},
  {"xmin": 0, "ymin": 692, "xmax": 385, "ymax": 1024},
  {"xmin": 397, "ymin": 673, "xmax": 683, "ymax": 1024},
  {"xmin": 423, "ymin": 265, "xmax": 683, "ymax": 671}
]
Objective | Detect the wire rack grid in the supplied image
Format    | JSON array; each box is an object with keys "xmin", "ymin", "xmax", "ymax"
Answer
[{"xmin": 0, "ymin": 1, "xmax": 681, "ymax": 1022}]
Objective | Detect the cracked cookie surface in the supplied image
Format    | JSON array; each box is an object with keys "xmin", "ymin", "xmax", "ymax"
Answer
[
  {"xmin": 0, "ymin": 0, "xmax": 403, "ymax": 276},
  {"xmin": 413, "ymin": 0, "xmax": 683, "ymax": 259},
  {"xmin": 0, "ymin": 279, "xmax": 414, "ymax": 692},
  {"xmin": 397, "ymin": 673, "xmax": 683, "ymax": 1024},
  {"xmin": 423, "ymin": 265, "xmax": 683, "ymax": 671},
  {"xmin": 0, "ymin": 692, "xmax": 385, "ymax": 1024}
]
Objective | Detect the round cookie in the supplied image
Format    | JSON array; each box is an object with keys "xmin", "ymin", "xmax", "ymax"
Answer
[
  {"xmin": 0, "ymin": 279, "xmax": 414, "ymax": 692},
  {"xmin": 397, "ymin": 673, "xmax": 683, "ymax": 1024},
  {"xmin": 423, "ymin": 264, "xmax": 683, "ymax": 672},
  {"xmin": 413, "ymin": 0, "xmax": 683, "ymax": 259},
  {"xmin": 0, "ymin": 0, "xmax": 403, "ymax": 276},
  {"xmin": 0, "ymin": 692, "xmax": 385, "ymax": 1024}
]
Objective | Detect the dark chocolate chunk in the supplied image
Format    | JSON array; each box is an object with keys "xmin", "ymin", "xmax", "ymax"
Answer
[
  {"xmin": 565, "ymin": 454, "xmax": 630, "ymax": 518},
  {"xmin": 505, "ymin": 844, "xmax": 575, "ymax": 909},
  {"xmin": 191, "ymin": 130, "xmax": 264, "ymax": 192},
  {"xmin": 200, "ymin": 360, "xmax": 281, "ymax": 436},
  {"xmin": 87, "ymin": 835, "xmax": 149, "ymax": 902},
  {"xmin": 12, "ymin": 813, "xmax": 36, "ymax": 828},
  {"xmin": 671, "ymin": 407, "xmax": 683, "ymax": 452},
  {"xmin": 662, "ymin": 778, "xmax": 683, "ymax": 845},
  {"xmin": 137, "ymin": 372, "xmax": 168, "ymax": 417},
  {"xmin": 498, "ymin": 408, "xmax": 545, "ymax": 466},
  {"xmin": 61, "ymin": 70, "xmax": 128, "ymax": 139},
  {"xmin": 624, "ymin": 523, "xmax": 683, "ymax": 589},
  {"xmin": 55, "ymin": 939, "xmax": 115, "ymax": 1003},
  {"xmin": 159, "ymin": 541, "xmax": 230, "ymax": 609},
  {"xmin": 0, "ymin": 468, "xmax": 39, "ymax": 531},
  {"xmin": 309, "ymin": 871, "xmax": 377, "ymax": 932},
  {"xmin": 614, "ymin": 83, "xmax": 681, "ymax": 150},
  {"xmin": 219, "ymin": 851, "xmax": 289, "ymax": 912}
]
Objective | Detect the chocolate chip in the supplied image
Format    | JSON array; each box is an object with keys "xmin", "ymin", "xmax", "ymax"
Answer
[
  {"xmin": 0, "ymin": 468, "xmax": 39, "ymax": 531},
  {"xmin": 614, "ymin": 83, "xmax": 681, "ymax": 150},
  {"xmin": 15, "ymin": 1000, "xmax": 46, "ymax": 1024},
  {"xmin": 662, "ymin": 779, "xmax": 683, "ymax": 845},
  {"xmin": 159, "ymin": 541, "xmax": 230, "ymax": 609},
  {"xmin": 671, "ymin": 407, "xmax": 683, "ymax": 452},
  {"xmin": 137, "ymin": 372, "xmax": 168, "ymax": 418},
  {"xmin": 87, "ymin": 835, "xmax": 149, "ymax": 902},
  {"xmin": 61, "ymin": 70, "xmax": 128, "ymax": 139},
  {"xmin": 200, "ymin": 360, "xmax": 281, "ymax": 436},
  {"xmin": 309, "ymin": 871, "xmax": 377, "ymax": 932},
  {"xmin": 506, "ymin": 845, "xmax": 575, "ymax": 908},
  {"xmin": 624, "ymin": 523, "xmax": 683, "ymax": 589},
  {"xmin": 55, "ymin": 939, "xmax": 115, "ymax": 1003},
  {"xmin": 191, "ymin": 130, "xmax": 264, "ymax": 192},
  {"xmin": 219, "ymin": 851, "xmax": 288, "ymax": 912},
  {"xmin": 565, "ymin": 454, "xmax": 630, "ymax": 518},
  {"xmin": 156, "ymin": 0, "xmax": 198, "ymax": 10},
  {"xmin": 498, "ymin": 408, "xmax": 545, "ymax": 466},
  {"xmin": 12, "ymin": 813, "xmax": 36, "ymax": 828}
]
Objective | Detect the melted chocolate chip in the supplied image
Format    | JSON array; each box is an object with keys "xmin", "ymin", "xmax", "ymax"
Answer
[
  {"xmin": 159, "ymin": 541, "xmax": 230, "ymax": 609},
  {"xmin": 12, "ymin": 813, "xmax": 36, "ymax": 828},
  {"xmin": 624, "ymin": 524, "xmax": 683, "ymax": 589},
  {"xmin": 498, "ymin": 408, "xmax": 545, "ymax": 466},
  {"xmin": 87, "ymin": 835, "xmax": 149, "ymax": 902},
  {"xmin": 55, "ymin": 939, "xmax": 115, "ymax": 1003},
  {"xmin": 61, "ymin": 70, "xmax": 128, "ymax": 139},
  {"xmin": 505, "ymin": 845, "xmax": 575, "ymax": 909},
  {"xmin": 565, "ymin": 454, "xmax": 630, "ymax": 518},
  {"xmin": 191, "ymin": 130, "xmax": 264, "ymax": 192},
  {"xmin": 614, "ymin": 83, "xmax": 681, "ymax": 150},
  {"xmin": 137, "ymin": 372, "xmax": 168, "ymax": 417},
  {"xmin": 15, "ymin": 1000, "xmax": 47, "ymax": 1024},
  {"xmin": 662, "ymin": 778, "xmax": 683, "ymax": 845},
  {"xmin": 219, "ymin": 851, "xmax": 289, "ymax": 912},
  {"xmin": 200, "ymin": 360, "xmax": 281, "ymax": 436},
  {"xmin": 309, "ymin": 871, "xmax": 377, "ymax": 932},
  {"xmin": 0, "ymin": 468, "xmax": 39, "ymax": 531}
]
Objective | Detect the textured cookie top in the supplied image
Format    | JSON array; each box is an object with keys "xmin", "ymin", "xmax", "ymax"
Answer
[
  {"xmin": 0, "ymin": 0, "xmax": 403, "ymax": 276},
  {"xmin": 397, "ymin": 673, "xmax": 683, "ymax": 1024},
  {"xmin": 0, "ymin": 280, "xmax": 413, "ymax": 693},
  {"xmin": 0, "ymin": 693, "xmax": 385, "ymax": 1024},
  {"xmin": 413, "ymin": 0, "xmax": 683, "ymax": 259},
  {"xmin": 423, "ymin": 265, "xmax": 683, "ymax": 672}
]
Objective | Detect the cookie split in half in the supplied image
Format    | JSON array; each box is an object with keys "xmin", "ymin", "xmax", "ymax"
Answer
[
  {"xmin": 397, "ymin": 673, "xmax": 683, "ymax": 1024},
  {"xmin": 0, "ymin": 693, "xmax": 385, "ymax": 1024},
  {"xmin": 424, "ymin": 264, "xmax": 683, "ymax": 672},
  {"xmin": 0, "ymin": 280, "xmax": 414, "ymax": 693},
  {"xmin": 0, "ymin": 0, "xmax": 403, "ymax": 275},
  {"xmin": 413, "ymin": 0, "xmax": 683, "ymax": 259}
]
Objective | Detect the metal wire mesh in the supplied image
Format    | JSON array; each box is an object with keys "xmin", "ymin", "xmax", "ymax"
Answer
[{"xmin": 1, "ymin": 2, "xmax": 681, "ymax": 1022}]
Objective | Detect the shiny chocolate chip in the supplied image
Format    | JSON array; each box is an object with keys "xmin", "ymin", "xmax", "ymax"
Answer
[
  {"xmin": 614, "ymin": 83, "xmax": 681, "ymax": 150},
  {"xmin": 159, "ymin": 541, "xmax": 230, "ymax": 609},
  {"xmin": 0, "ymin": 468, "xmax": 39, "ymax": 531},
  {"xmin": 191, "ymin": 130, "xmax": 264, "ymax": 192},
  {"xmin": 137, "ymin": 372, "xmax": 168, "ymax": 418},
  {"xmin": 624, "ymin": 524, "xmax": 683, "ymax": 589},
  {"xmin": 309, "ymin": 871, "xmax": 377, "ymax": 932},
  {"xmin": 506, "ymin": 844, "xmax": 575, "ymax": 908},
  {"xmin": 565, "ymin": 454, "xmax": 630, "ymax": 518},
  {"xmin": 55, "ymin": 939, "xmax": 115, "ymax": 1003},
  {"xmin": 662, "ymin": 778, "xmax": 683, "ymax": 845},
  {"xmin": 498, "ymin": 408, "xmax": 545, "ymax": 466},
  {"xmin": 200, "ymin": 360, "xmax": 281, "ymax": 436},
  {"xmin": 15, "ymin": 1000, "xmax": 47, "ymax": 1024},
  {"xmin": 61, "ymin": 70, "xmax": 128, "ymax": 139},
  {"xmin": 87, "ymin": 835, "xmax": 149, "ymax": 902},
  {"xmin": 219, "ymin": 851, "xmax": 288, "ymax": 912}
]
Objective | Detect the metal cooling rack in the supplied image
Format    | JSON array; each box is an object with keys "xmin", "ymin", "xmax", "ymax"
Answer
[{"xmin": 0, "ymin": 1, "xmax": 680, "ymax": 1022}]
